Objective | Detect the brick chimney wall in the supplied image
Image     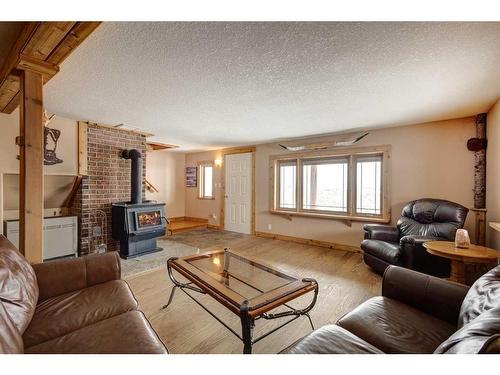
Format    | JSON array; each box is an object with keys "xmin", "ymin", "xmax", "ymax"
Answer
[{"xmin": 72, "ymin": 124, "xmax": 147, "ymax": 254}]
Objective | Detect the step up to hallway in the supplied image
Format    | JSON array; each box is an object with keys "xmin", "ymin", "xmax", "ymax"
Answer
[{"xmin": 167, "ymin": 217, "xmax": 208, "ymax": 234}]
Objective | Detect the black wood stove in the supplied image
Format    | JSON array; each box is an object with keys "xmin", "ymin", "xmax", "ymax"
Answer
[{"xmin": 112, "ymin": 149, "xmax": 166, "ymax": 259}]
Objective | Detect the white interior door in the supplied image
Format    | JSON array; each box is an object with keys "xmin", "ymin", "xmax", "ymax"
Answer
[{"xmin": 224, "ymin": 152, "xmax": 252, "ymax": 234}]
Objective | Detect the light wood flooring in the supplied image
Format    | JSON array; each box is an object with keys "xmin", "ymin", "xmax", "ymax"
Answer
[{"xmin": 125, "ymin": 229, "xmax": 381, "ymax": 354}]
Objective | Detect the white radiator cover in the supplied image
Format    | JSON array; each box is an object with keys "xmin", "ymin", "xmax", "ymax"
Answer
[{"xmin": 4, "ymin": 216, "xmax": 78, "ymax": 261}]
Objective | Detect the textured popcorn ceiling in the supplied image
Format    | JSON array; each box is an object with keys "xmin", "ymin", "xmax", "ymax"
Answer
[{"xmin": 45, "ymin": 22, "xmax": 500, "ymax": 151}]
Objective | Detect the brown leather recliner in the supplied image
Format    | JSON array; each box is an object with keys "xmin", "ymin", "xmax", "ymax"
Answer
[
  {"xmin": 281, "ymin": 264, "xmax": 500, "ymax": 354},
  {"xmin": 0, "ymin": 235, "xmax": 167, "ymax": 354},
  {"xmin": 362, "ymin": 198, "xmax": 469, "ymax": 277}
]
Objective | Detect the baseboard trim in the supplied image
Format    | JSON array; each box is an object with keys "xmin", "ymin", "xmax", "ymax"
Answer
[
  {"xmin": 207, "ymin": 224, "xmax": 221, "ymax": 230},
  {"xmin": 255, "ymin": 231, "xmax": 361, "ymax": 253}
]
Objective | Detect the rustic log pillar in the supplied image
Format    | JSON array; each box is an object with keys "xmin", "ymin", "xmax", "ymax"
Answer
[
  {"xmin": 468, "ymin": 113, "xmax": 487, "ymax": 246},
  {"xmin": 473, "ymin": 114, "xmax": 487, "ymax": 208}
]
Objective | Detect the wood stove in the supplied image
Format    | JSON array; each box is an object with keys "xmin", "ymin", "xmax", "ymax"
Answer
[{"xmin": 112, "ymin": 149, "xmax": 166, "ymax": 259}]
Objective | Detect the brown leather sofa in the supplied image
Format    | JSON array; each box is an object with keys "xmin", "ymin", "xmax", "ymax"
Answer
[
  {"xmin": 282, "ymin": 265, "xmax": 500, "ymax": 354},
  {"xmin": 0, "ymin": 235, "xmax": 167, "ymax": 354}
]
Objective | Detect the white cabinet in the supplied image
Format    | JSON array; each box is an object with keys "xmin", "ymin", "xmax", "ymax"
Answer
[{"xmin": 4, "ymin": 216, "xmax": 78, "ymax": 261}]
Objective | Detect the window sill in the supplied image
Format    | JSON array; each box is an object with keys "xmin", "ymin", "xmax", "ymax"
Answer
[
  {"xmin": 198, "ymin": 197, "xmax": 215, "ymax": 200},
  {"xmin": 269, "ymin": 209, "xmax": 390, "ymax": 224}
]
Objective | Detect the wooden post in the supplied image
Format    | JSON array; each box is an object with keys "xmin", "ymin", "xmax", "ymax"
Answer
[
  {"xmin": 19, "ymin": 69, "xmax": 44, "ymax": 263},
  {"xmin": 471, "ymin": 208, "xmax": 487, "ymax": 246}
]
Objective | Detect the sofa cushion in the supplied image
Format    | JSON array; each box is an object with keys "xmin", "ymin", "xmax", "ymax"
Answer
[
  {"xmin": 0, "ymin": 235, "xmax": 39, "ymax": 334},
  {"xmin": 458, "ymin": 265, "xmax": 500, "ymax": 328},
  {"xmin": 25, "ymin": 311, "xmax": 167, "ymax": 354},
  {"xmin": 23, "ymin": 280, "xmax": 138, "ymax": 347},
  {"xmin": 361, "ymin": 240, "xmax": 401, "ymax": 264},
  {"xmin": 337, "ymin": 296, "xmax": 455, "ymax": 353},
  {"xmin": 280, "ymin": 324, "xmax": 383, "ymax": 354},
  {"xmin": 0, "ymin": 300, "xmax": 23, "ymax": 354},
  {"xmin": 435, "ymin": 307, "xmax": 500, "ymax": 354}
]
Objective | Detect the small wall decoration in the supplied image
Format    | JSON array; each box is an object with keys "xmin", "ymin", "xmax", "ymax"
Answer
[
  {"xmin": 185, "ymin": 166, "xmax": 197, "ymax": 187},
  {"xmin": 42, "ymin": 109, "xmax": 63, "ymax": 166},
  {"xmin": 44, "ymin": 127, "xmax": 63, "ymax": 165}
]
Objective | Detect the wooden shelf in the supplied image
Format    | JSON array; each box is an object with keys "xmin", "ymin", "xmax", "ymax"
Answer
[{"xmin": 489, "ymin": 222, "xmax": 500, "ymax": 232}]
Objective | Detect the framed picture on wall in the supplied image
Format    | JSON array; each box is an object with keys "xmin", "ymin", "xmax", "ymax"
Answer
[{"xmin": 186, "ymin": 166, "xmax": 197, "ymax": 187}]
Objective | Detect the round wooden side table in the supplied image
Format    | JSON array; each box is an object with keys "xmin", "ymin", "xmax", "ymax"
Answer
[{"xmin": 423, "ymin": 241, "xmax": 499, "ymax": 285}]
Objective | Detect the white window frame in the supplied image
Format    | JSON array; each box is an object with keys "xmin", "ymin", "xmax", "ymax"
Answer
[
  {"xmin": 198, "ymin": 161, "xmax": 215, "ymax": 200},
  {"xmin": 270, "ymin": 145, "xmax": 391, "ymax": 223}
]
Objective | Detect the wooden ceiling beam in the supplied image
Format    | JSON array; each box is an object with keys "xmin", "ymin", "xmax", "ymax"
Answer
[
  {"xmin": 0, "ymin": 22, "xmax": 101, "ymax": 114},
  {"xmin": 0, "ymin": 22, "xmax": 40, "ymax": 89},
  {"xmin": 21, "ymin": 22, "xmax": 76, "ymax": 60},
  {"xmin": 47, "ymin": 22, "xmax": 101, "ymax": 65}
]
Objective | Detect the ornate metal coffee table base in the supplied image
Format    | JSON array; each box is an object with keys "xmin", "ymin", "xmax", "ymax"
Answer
[{"xmin": 162, "ymin": 256, "xmax": 318, "ymax": 354}]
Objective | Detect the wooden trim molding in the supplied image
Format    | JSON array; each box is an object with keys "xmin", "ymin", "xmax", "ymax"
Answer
[
  {"xmin": 62, "ymin": 175, "xmax": 83, "ymax": 208},
  {"xmin": 197, "ymin": 160, "xmax": 215, "ymax": 200},
  {"xmin": 77, "ymin": 121, "xmax": 88, "ymax": 175},
  {"xmin": 269, "ymin": 209, "xmax": 391, "ymax": 224},
  {"xmin": 490, "ymin": 222, "xmax": 500, "ymax": 233},
  {"xmin": 145, "ymin": 179, "xmax": 159, "ymax": 193},
  {"xmin": 147, "ymin": 141, "xmax": 179, "ymax": 151},
  {"xmin": 220, "ymin": 146, "xmax": 256, "ymax": 234},
  {"xmin": 255, "ymin": 231, "xmax": 361, "ymax": 253}
]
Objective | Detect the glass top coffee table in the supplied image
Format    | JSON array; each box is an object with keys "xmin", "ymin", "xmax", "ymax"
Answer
[{"xmin": 163, "ymin": 248, "xmax": 318, "ymax": 353}]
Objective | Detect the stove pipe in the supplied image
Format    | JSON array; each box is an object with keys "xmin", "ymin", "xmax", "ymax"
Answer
[{"xmin": 121, "ymin": 149, "xmax": 143, "ymax": 204}]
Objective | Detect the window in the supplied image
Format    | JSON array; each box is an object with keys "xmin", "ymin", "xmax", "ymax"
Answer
[
  {"xmin": 278, "ymin": 160, "xmax": 296, "ymax": 209},
  {"xmin": 303, "ymin": 157, "xmax": 348, "ymax": 213},
  {"xmin": 356, "ymin": 156, "xmax": 382, "ymax": 215},
  {"xmin": 271, "ymin": 146, "xmax": 389, "ymax": 222},
  {"xmin": 198, "ymin": 163, "xmax": 214, "ymax": 199}
]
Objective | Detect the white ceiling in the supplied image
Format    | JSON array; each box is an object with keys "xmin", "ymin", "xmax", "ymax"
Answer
[{"xmin": 45, "ymin": 22, "xmax": 500, "ymax": 151}]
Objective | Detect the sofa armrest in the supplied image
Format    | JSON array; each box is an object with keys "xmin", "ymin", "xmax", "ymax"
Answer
[
  {"xmin": 382, "ymin": 265, "xmax": 469, "ymax": 326},
  {"xmin": 33, "ymin": 252, "xmax": 121, "ymax": 302},
  {"xmin": 363, "ymin": 224, "xmax": 399, "ymax": 242}
]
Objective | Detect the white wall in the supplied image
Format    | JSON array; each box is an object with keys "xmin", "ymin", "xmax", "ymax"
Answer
[
  {"xmin": 185, "ymin": 116, "xmax": 477, "ymax": 247},
  {"xmin": 255, "ymin": 117, "xmax": 476, "ymax": 247},
  {"xmin": 146, "ymin": 150, "xmax": 186, "ymax": 218},
  {"xmin": 0, "ymin": 109, "xmax": 78, "ymax": 233}
]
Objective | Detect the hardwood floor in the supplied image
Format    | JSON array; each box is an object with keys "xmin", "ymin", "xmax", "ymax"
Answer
[{"xmin": 125, "ymin": 229, "xmax": 381, "ymax": 354}]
